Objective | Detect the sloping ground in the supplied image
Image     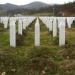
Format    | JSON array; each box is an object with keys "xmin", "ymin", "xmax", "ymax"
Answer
[
  {"xmin": 0, "ymin": 20, "xmax": 75, "ymax": 75},
  {"xmin": 59, "ymin": 2, "xmax": 75, "ymax": 16}
]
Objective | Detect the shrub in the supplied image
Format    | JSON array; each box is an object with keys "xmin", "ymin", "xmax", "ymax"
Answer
[
  {"xmin": 22, "ymin": 29, "xmax": 27, "ymax": 35},
  {"xmin": 53, "ymin": 36, "xmax": 59, "ymax": 45},
  {"xmin": 0, "ymin": 23, "xmax": 4, "ymax": 32},
  {"xmin": 16, "ymin": 33, "xmax": 24, "ymax": 46},
  {"xmin": 48, "ymin": 31, "xmax": 53, "ymax": 35},
  {"xmin": 72, "ymin": 20, "xmax": 75, "ymax": 28}
]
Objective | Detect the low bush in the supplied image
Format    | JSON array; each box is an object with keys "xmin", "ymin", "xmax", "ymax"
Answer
[
  {"xmin": 22, "ymin": 29, "xmax": 27, "ymax": 35},
  {"xmin": 16, "ymin": 33, "xmax": 25, "ymax": 46},
  {"xmin": 0, "ymin": 23, "xmax": 4, "ymax": 32},
  {"xmin": 72, "ymin": 20, "xmax": 75, "ymax": 27},
  {"xmin": 53, "ymin": 36, "xmax": 59, "ymax": 45}
]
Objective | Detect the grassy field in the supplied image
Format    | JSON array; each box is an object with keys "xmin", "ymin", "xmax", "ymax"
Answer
[
  {"xmin": 0, "ymin": 18, "xmax": 75, "ymax": 75},
  {"xmin": 31, "ymin": 12, "xmax": 53, "ymax": 16}
]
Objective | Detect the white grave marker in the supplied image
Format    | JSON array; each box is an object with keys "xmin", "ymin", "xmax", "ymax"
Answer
[
  {"xmin": 58, "ymin": 18, "xmax": 65, "ymax": 46},
  {"xmin": 10, "ymin": 18, "xmax": 16, "ymax": 47},
  {"xmin": 53, "ymin": 18, "xmax": 57, "ymax": 37},
  {"xmin": 18, "ymin": 19, "xmax": 23, "ymax": 35},
  {"xmin": 3, "ymin": 17, "xmax": 9, "ymax": 28},
  {"xmin": 67, "ymin": 17, "xmax": 74, "ymax": 28},
  {"xmin": 35, "ymin": 18, "xmax": 40, "ymax": 46}
]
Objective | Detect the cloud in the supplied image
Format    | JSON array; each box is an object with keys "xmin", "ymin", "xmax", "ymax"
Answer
[{"xmin": 0, "ymin": 0, "xmax": 74, "ymax": 5}]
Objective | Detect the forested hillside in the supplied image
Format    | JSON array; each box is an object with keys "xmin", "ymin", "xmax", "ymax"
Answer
[{"xmin": 0, "ymin": 1, "xmax": 75, "ymax": 16}]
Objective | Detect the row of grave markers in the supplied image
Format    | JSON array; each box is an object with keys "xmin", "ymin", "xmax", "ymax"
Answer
[
  {"xmin": 39, "ymin": 17, "xmax": 75, "ymax": 46},
  {"xmin": 9, "ymin": 17, "xmax": 36, "ymax": 47},
  {"xmin": 0, "ymin": 17, "xmax": 36, "ymax": 47},
  {"xmin": 0, "ymin": 16, "xmax": 75, "ymax": 47}
]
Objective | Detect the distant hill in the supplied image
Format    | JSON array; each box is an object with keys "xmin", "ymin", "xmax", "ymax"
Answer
[
  {"xmin": 0, "ymin": 3, "xmax": 19, "ymax": 11},
  {"xmin": 0, "ymin": 1, "xmax": 53, "ymax": 16},
  {"xmin": 0, "ymin": 1, "xmax": 75, "ymax": 16},
  {"xmin": 0, "ymin": 2, "xmax": 51, "ymax": 11},
  {"xmin": 20, "ymin": 1, "xmax": 50, "ymax": 10}
]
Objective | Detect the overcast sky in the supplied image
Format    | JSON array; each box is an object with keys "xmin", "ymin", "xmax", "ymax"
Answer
[{"xmin": 0, "ymin": 0, "xmax": 74, "ymax": 5}]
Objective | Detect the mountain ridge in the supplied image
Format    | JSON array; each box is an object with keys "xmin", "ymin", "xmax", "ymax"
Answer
[{"xmin": 0, "ymin": 1, "xmax": 52, "ymax": 10}]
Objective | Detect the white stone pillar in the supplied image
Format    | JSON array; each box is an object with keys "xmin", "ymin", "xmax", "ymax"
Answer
[
  {"xmin": 18, "ymin": 19, "xmax": 23, "ymax": 35},
  {"xmin": 58, "ymin": 18, "xmax": 65, "ymax": 46},
  {"xmin": 53, "ymin": 18, "xmax": 57, "ymax": 37},
  {"xmin": 4, "ymin": 20, "xmax": 8, "ymax": 28},
  {"xmin": 9, "ymin": 18, "xmax": 16, "ymax": 47},
  {"xmin": 35, "ymin": 18, "xmax": 40, "ymax": 46},
  {"xmin": 23, "ymin": 19, "xmax": 27, "ymax": 30},
  {"xmin": 2, "ymin": 17, "xmax": 9, "ymax": 28},
  {"xmin": 0, "ymin": 17, "xmax": 3, "ymax": 23},
  {"xmin": 67, "ymin": 17, "xmax": 74, "ymax": 28},
  {"xmin": 48, "ymin": 18, "xmax": 53, "ymax": 32}
]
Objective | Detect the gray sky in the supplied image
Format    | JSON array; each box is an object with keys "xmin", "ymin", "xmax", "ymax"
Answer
[{"xmin": 0, "ymin": 0, "xmax": 74, "ymax": 5}]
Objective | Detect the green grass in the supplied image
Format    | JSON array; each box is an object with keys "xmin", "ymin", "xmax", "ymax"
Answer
[
  {"xmin": 0, "ymin": 19, "xmax": 75, "ymax": 75},
  {"xmin": 27, "ymin": 12, "xmax": 53, "ymax": 16}
]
